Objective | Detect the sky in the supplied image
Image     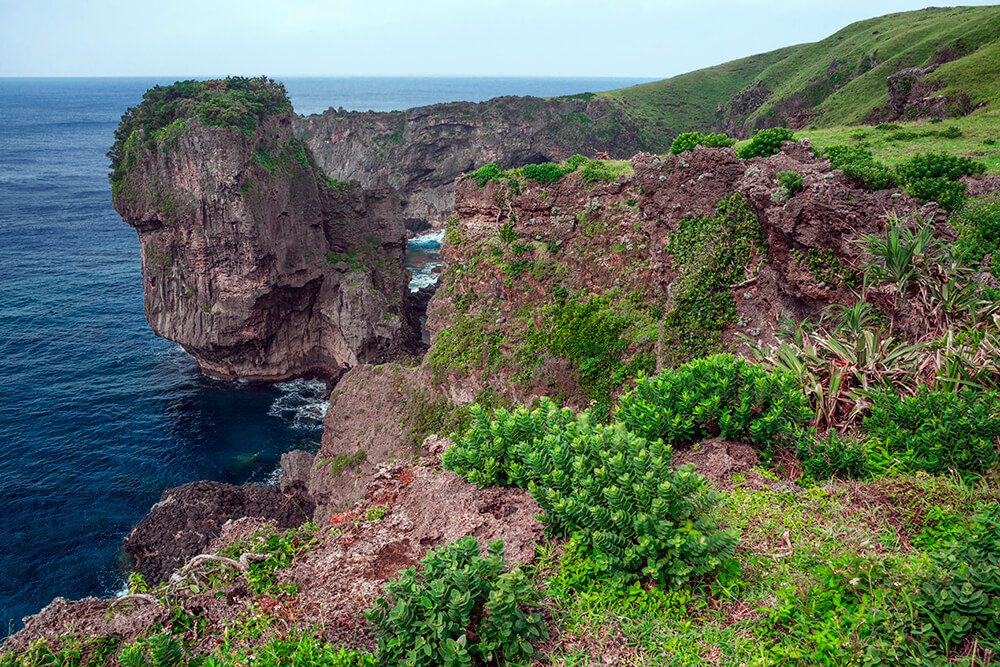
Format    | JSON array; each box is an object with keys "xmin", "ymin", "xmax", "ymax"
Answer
[{"xmin": 1, "ymin": 0, "xmax": 998, "ymax": 79}]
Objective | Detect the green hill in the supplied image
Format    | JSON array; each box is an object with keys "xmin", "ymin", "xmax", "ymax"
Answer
[{"xmin": 587, "ymin": 5, "xmax": 1000, "ymax": 143}]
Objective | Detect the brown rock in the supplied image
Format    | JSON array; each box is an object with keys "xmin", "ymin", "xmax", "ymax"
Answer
[{"xmin": 114, "ymin": 113, "xmax": 418, "ymax": 381}]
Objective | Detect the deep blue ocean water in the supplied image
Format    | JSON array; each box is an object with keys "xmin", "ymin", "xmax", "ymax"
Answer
[{"xmin": 0, "ymin": 75, "xmax": 652, "ymax": 635}]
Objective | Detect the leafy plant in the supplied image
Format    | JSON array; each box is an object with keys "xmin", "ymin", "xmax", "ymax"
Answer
[
  {"xmin": 365, "ymin": 537, "xmax": 546, "ymax": 667},
  {"xmin": 775, "ymin": 170, "xmax": 803, "ymax": 195},
  {"xmin": 670, "ymin": 131, "xmax": 736, "ymax": 154},
  {"xmin": 616, "ymin": 353, "xmax": 811, "ymax": 451},
  {"xmin": 823, "ymin": 144, "xmax": 898, "ymax": 190},
  {"xmin": 520, "ymin": 162, "xmax": 564, "ymax": 183},
  {"xmin": 118, "ymin": 632, "xmax": 196, "ymax": 667},
  {"xmin": 793, "ymin": 431, "xmax": 872, "ymax": 480},
  {"xmin": 661, "ymin": 193, "xmax": 767, "ymax": 361},
  {"xmin": 216, "ymin": 522, "xmax": 317, "ymax": 594},
  {"xmin": 469, "ymin": 163, "xmax": 503, "ymax": 187},
  {"xmin": 954, "ymin": 193, "xmax": 1000, "ymax": 270},
  {"xmin": 895, "ymin": 152, "xmax": 985, "ymax": 212},
  {"xmin": 736, "ymin": 127, "xmax": 795, "ymax": 159},
  {"xmin": 864, "ymin": 387, "xmax": 1000, "ymax": 477},
  {"xmin": 443, "ymin": 398, "xmax": 577, "ymax": 487}
]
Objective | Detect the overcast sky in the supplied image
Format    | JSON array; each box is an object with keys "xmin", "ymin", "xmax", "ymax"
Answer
[{"xmin": 2, "ymin": 0, "xmax": 998, "ymax": 78}]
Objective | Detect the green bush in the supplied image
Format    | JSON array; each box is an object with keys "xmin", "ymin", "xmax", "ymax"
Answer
[
  {"xmin": 905, "ymin": 177, "xmax": 968, "ymax": 212},
  {"xmin": 896, "ymin": 152, "xmax": 985, "ymax": 182},
  {"xmin": 954, "ymin": 193, "xmax": 1000, "ymax": 269},
  {"xmin": 365, "ymin": 537, "xmax": 546, "ymax": 667},
  {"xmin": 442, "ymin": 398, "xmax": 576, "ymax": 487},
  {"xmin": 520, "ymin": 162, "xmax": 564, "ymax": 183},
  {"xmin": 864, "ymin": 387, "xmax": 1000, "ymax": 477},
  {"xmin": 775, "ymin": 170, "xmax": 803, "ymax": 194},
  {"xmin": 444, "ymin": 407, "xmax": 737, "ymax": 586},
  {"xmin": 869, "ymin": 505, "xmax": 1000, "ymax": 663},
  {"xmin": 670, "ymin": 132, "xmax": 736, "ymax": 154},
  {"xmin": 823, "ymin": 145, "xmax": 898, "ymax": 190},
  {"xmin": 616, "ymin": 354, "xmax": 811, "ymax": 452},
  {"xmin": 736, "ymin": 127, "xmax": 795, "ymax": 159},
  {"xmin": 469, "ymin": 163, "xmax": 503, "ymax": 187}
]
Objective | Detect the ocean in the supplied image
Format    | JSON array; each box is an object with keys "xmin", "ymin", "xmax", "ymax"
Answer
[{"xmin": 0, "ymin": 75, "xmax": 653, "ymax": 634}]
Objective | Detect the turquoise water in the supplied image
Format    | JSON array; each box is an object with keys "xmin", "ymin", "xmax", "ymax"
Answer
[{"xmin": 0, "ymin": 75, "xmax": 653, "ymax": 634}]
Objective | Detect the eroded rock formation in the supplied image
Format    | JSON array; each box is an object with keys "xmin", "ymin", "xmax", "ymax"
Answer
[
  {"xmin": 293, "ymin": 96, "xmax": 648, "ymax": 229},
  {"xmin": 113, "ymin": 111, "xmax": 417, "ymax": 381}
]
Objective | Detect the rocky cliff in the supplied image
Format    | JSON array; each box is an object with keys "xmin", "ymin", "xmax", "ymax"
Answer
[
  {"xmin": 422, "ymin": 143, "xmax": 942, "ymax": 413},
  {"xmin": 112, "ymin": 79, "xmax": 417, "ymax": 381},
  {"xmin": 293, "ymin": 95, "xmax": 649, "ymax": 229}
]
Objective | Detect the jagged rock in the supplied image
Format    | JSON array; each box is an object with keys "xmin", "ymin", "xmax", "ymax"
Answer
[
  {"xmin": 114, "ymin": 112, "xmax": 418, "ymax": 381},
  {"xmin": 423, "ymin": 141, "xmax": 934, "ymax": 405},
  {"xmin": 293, "ymin": 96, "xmax": 648, "ymax": 227},
  {"xmin": 887, "ymin": 65, "xmax": 937, "ymax": 115},
  {"xmin": 122, "ymin": 480, "xmax": 315, "ymax": 585},
  {"xmin": 279, "ymin": 449, "xmax": 317, "ymax": 499}
]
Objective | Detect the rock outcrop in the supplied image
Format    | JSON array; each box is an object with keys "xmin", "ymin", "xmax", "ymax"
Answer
[
  {"xmin": 122, "ymin": 480, "xmax": 314, "ymax": 585},
  {"xmin": 423, "ymin": 142, "xmax": 941, "ymax": 406},
  {"xmin": 114, "ymin": 108, "xmax": 417, "ymax": 381},
  {"xmin": 294, "ymin": 96, "xmax": 649, "ymax": 229}
]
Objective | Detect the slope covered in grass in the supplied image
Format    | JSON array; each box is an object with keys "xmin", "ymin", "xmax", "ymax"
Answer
[
  {"xmin": 738, "ymin": 5, "xmax": 1000, "ymax": 131},
  {"xmin": 583, "ymin": 46, "xmax": 801, "ymax": 152}
]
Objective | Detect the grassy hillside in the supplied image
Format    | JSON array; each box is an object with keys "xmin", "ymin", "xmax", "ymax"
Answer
[
  {"xmin": 747, "ymin": 5, "xmax": 1000, "ymax": 130},
  {"xmin": 582, "ymin": 5, "xmax": 1000, "ymax": 141},
  {"xmin": 583, "ymin": 45, "xmax": 802, "ymax": 151},
  {"xmin": 794, "ymin": 109, "xmax": 1000, "ymax": 172}
]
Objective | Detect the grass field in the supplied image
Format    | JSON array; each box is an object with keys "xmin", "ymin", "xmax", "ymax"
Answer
[{"xmin": 793, "ymin": 109, "xmax": 1000, "ymax": 173}]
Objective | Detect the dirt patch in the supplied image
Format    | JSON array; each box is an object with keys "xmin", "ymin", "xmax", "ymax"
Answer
[{"xmin": 671, "ymin": 438, "xmax": 759, "ymax": 483}]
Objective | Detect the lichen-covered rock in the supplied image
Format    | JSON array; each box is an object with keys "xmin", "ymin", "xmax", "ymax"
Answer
[{"xmin": 113, "ymin": 93, "xmax": 417, "ymax": 381}]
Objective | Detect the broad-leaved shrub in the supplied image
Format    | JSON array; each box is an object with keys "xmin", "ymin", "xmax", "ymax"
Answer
[
  {"xmin": 736, "ymin": 127, "xmax": 795, "ymax": 159},
  {"xmin": 365, "ymin": 537, "xmax": 546, "ymax": 667},
  {"xmin": 823, "ymin": 145, "xmax": 898, "ymax": 191},
  {"xmin": 670, "ymin": 132, "xmax": 736, "ymax": 154},
  {"xmin": 864, "ymin": 387, "xmax": 1000, "ymax": 477},
  {"xmin": 616, "ymin": 353, "xmax": 811, "ymax": 451}
]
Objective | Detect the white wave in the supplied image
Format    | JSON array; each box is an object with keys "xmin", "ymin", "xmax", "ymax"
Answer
[
  {"xmin": 268, "ymin": 378, "xmax": 329, "ymax": 431},
  {"xmin": 407, "ymin": 229, "xmax": 445, "ymax": 249}
]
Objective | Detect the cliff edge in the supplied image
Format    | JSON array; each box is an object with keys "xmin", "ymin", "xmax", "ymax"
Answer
[{"xmin": 110, "ymin": 78, "xmax": 417, "ymax": 381}]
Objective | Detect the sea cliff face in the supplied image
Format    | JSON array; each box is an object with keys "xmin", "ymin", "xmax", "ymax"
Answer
[
  {"xmin": 112, "ymin": 103, "xmax": 417, "ymax": 381},
  {"xmin": 294, "ymin": 95, "xmax": 649, "ymax": 229}
]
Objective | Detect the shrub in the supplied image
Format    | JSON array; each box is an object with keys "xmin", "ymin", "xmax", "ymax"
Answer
[
  {"xmin": 954, "ymin": 193, "xmax": 1000, "ymax": 268},
  {"xmin": 896, "ymin": 152, "xmax": 985, "ymax": 182},
  {"xmin": 864, "ymin": 387, "xmax": 1000, "ymax": 477},
  {"xmin": 823, "ymin": 145, "xmax": 898, "ymax": 191},
  {"xmin": 736, "ymin": 127, "xmax": 795, "ymax": 159},
  {"xmin": 905, "ymin": 177, "xmax": 968, "ymax": 212},
  {"xmin": 445, "ymin": 408, "xmax": 738, "ymax": 586},
  {"xmin": 869, "ymin": 505, "xmax": 1000, "ymax": 663},
  {"xmin": 616, "ymin": 353, "xmax": 811, "ymax": 451},
  {"xmin": 670, "ymin": 131, "xmax": 736, "ymax": 154},
  {"xmin": 443, "ymin": 398, "xmax": 576, "ymax": 487},
  {"xmin": 520, "ymin": 161, "xmax": 565, "ymax": 183},
  {"xmin": 469, "ymin": 163, "xmax": 503, "ymax": 187},
  {"xmin": 365, "ymin": 537, "xmax": 546, "ymax": 667},
  {"xmin": 775, "ymin": 170, "xmax": 803, "ymax": 195}
]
